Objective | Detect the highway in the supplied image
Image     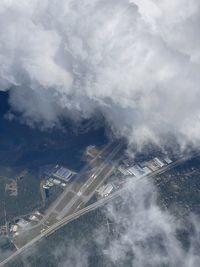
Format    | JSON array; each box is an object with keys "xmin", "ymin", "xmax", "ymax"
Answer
[
  {"xmin": 11, "ymin": 140, "xmax": 124, "ymax": 249},
  {"xmin": 40, "ymin": 141, "xmax": 116, "ymax": 222},
  {"xmin": 55, "ymin": 141, "xmax": 123, "ymax": 220},
  {"xmin": 0, "ymin": 189, "xmax": 122, "ymax": 267},
  {"xmin": 0, "ymin": 152, "xmax": 195, "ymax": 266}
]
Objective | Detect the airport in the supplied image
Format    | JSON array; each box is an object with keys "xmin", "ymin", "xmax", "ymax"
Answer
[{"xmin": 1, "ymin": 140, "xmax": 189, "ymax": 267}]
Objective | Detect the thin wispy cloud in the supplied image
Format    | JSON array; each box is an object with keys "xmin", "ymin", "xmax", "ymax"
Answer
[{"xmin": 95, "ymin": 178, "xmax": 200, "ymax": 267}]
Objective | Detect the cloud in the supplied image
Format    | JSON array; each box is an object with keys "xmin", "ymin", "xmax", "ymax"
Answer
[
  {"xmin": 48, "ymin": 177, "xmax": 200, "ymax": 267},
  {"xmin": 1, "ymin": 0, "xmax": 200, "ymax": 147},
  {"xmin": 3, "ymin": 177, "xmax": 198, "ymax": 267},
  {"xmin": 53, "ymin": 240, "xmax": 88, "ymax": 267},
  {"xmin": 95, "ymin": 178, "xmax": 200, "ymax": 267}
]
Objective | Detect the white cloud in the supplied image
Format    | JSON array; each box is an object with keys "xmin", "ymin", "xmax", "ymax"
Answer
[
  {"xmin": 53, "ymin": 240, "xmax": 89, "ymax": 267},
  {"xmin": 95, "ymin": 178, "xmax": 200, "ymax": 267},
  {"xmin": 0, "ymin": 0, "xmax": 200, "ymax": 148},
  {"xmin": 11, "ymin": 177, "xmax": 199, "ymax": 267}
]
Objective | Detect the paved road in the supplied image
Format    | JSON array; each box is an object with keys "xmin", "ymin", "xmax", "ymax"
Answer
[
  {"xmin": 11, "ymin": 141, "xmax": 124, "ymax": 250},
  {"xmin": 40, "ymin": 141, "xmax": 117, "ymax": 223},
  {"xmin": 55, "ymin": 141, "xmax": 123, "ymax": 220},
  {"xmin": 0, "ymin": 152, "xmax": 195, "ymax": 266}
]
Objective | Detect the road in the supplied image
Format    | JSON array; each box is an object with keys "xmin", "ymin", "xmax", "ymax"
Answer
[
  {"xmin": 0, "ymin": 152, "xmax": 195, "ymax": 266},
  {"xmin": 40, "ymin": 141, "xmax": 116, "ymax": 222},
  {"xmin": 12, "ymin": 141, "xmax": 124, "ymax": 249}
]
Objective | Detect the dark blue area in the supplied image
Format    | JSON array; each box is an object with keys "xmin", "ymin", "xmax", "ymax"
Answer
[
  {"xmin": 0, "ymin": 91, "xmax": 9, "ymax": 116},
  {"xmin": 45, "ymin": 188, "xmax": 49, "ymax": 198},
  {"xmin": 0, "ymin": 91, "xmax": 108, "ymax": 172}
]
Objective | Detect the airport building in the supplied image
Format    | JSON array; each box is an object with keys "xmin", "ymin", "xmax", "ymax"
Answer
[
  {"xmin": 52, "ymin": 179, "xmax": 61, "ymax": 185},
  {"xmin": 146, "ymin": 157, "xmax": 165, "ymax": 171},
  {"xmin": 119, "ymin": 164, "xmax": 152, "ymax": 178},
  {"xmin": 10, "ymin": 225, "xmax": 18, "ymax": 232},
  {"xmin": 118, "ymin": 165, "xmax": 130, "ymax": 175},
  {"xmin": 52, "ymin": 166, "xmax": 73, "ymax": 182},
  {"xmin": 163, "ymin": 156, "xmax": 172, "ymax": 164},
  {"xmin": 16, "ymin": 219, "xmax": 29, "ymax": 228},
  {"xmin": 97, "ymin": 184, "xmax": 113, "ymax": 197},
  {"xmin": 119, "ymin": 155, "xmax": 171, "ymax": 178},
  {"xmin": 29, "ymin": 215, "xmax": 39, "ymax": 222},
  {"xmin": 153, "ymin": 157, "xmax": 165, "ymax": 167},
  {"xmin": 142, "ymin": 166, "xmax": 152, "ymax": 175},
  {"xmin": 86, "ymin": 145, "xmax": 99, "ymax": 158},
  {"xmin": 127, "ymin": 165, "xmax": 144, "ymax": 177},
  {"xmin": 126, "ymin": 165, "xmax": 152, "ymax": 178}
]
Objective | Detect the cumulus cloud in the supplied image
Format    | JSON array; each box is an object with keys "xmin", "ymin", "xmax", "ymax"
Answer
[
  {"xmin": 1, "ymin": 0, "xmax": 200, "ymax": 147},
  {"xmin": 95, "ymin": 178, "xmax": 200, "ymax": 267}
]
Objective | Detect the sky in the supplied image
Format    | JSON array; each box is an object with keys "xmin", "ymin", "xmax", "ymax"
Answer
[{"xmin": 0, "ymin": 0, "xmax": 200, "ymax": 149}]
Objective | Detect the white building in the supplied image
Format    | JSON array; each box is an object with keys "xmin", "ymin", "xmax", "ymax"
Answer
[
  {"xmin": 29, "ymin": 215, "xmax": 39, "ymax": 221},
  {"xmin": 142, "ymin": 166, "xmax": 152, "ymax": 175},
  {"xmin": 53, "ymin": 166, "xmax": 72, "ymax": 182},
  {"xmin": 10, "ymin": 225, "xmax": 18, "ymax": 232},
  {"xmin": 118, "ymin": 166, "xmax": 130, "ymax": 175},
  {"xmin": 17, "ymin": 219, "xmax": 29, "ymax": 228},
  {"xmin": 97, "ymin": 184, "xmax": 113, "ymax": 197},
  {"xmin": 163, "ymin": 157, "xmax": 172, "ymax": 164},
  {"xmin": 153, "ymin": 157, "xmax": 165, "ymax": 167},
  {"xmin": 127, "ymin": 165, "xmax": 144, "ymax": 177},
  {"xmin": 53, "ymin": 179, "xmax": 61, "ymax": 185}
]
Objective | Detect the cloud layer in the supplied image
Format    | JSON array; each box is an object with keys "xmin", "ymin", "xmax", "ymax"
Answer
[
  {"xmin": 1, "ymin": 0, "xmax": 200, "ymax": 147},
  {"xmin": 95, "ymin": 178, "xmax": 200, "ymax": 267}
]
